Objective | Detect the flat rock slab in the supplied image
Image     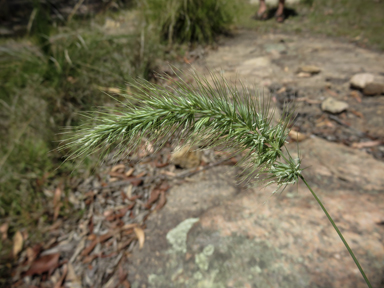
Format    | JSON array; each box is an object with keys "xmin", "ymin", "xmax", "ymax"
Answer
[
  {"xmin": 298, "ymin": 137, "xmax": 384, "ymax": 191},
  {"xmin": 128, "ymin": 138, "xmax": 384, "ymax": 288},
  {"xmin": 128, "ymin": 166, "xmax": 239, "ymax": 285},
  {"xmin": 193, "ymin": 31, "xmax": 384, "ymax": 141}
]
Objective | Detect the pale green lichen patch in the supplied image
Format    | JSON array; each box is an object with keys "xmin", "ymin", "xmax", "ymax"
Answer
[
  {"xmin": 166, "ymin": 218, "xmax": 200, "ymax": 253},
  {"xmin": 195, "ymin": 252, "xmax": 210, "ymax": 271},
  {"xmin": 147, "ymin": 225, "xmax": 310, "ymax": 287},
  {"xmin": 203, "ymin": 244, "xmax": 215, "ymax": 256},
  {"xmin": 195, "ymin": 244, "xmax": 215, "ymax": 271}
]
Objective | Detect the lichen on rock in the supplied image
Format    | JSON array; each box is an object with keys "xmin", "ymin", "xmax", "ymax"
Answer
[{"xmin": 166, "ymin": 218, "xmax": 200, "ymax": 253}]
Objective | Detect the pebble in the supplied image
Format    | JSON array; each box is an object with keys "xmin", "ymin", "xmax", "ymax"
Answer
[
  {"xmin": 297, "ymin": 72, "xmax": 312, "ymax": 78},
  {"xmin": 242, "ymin": 57, "xmax": 271, "ymax": 67},
  {"xmin": 321, "ymin": 97, "xmax": 349, "ymax": 114},
  {"xmin": 350, "ymin": 73, "xmax": 374, "ymax": 89},
  {"xmin": 288, "ymin": 130, "xmax": 307, "ymax": 142},
  {"xmin": 297, "ymin": 65, "xmax": 321, "ymax": 75},
  {"xmin": 363, "ymin": 82, "xmax": 384, "ymax": 96},
  {"xmin": 170, "ymin": 146, "xmax": 202, "ymax": 169}
]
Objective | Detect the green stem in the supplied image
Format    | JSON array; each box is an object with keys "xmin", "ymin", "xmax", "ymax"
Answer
[{"xmin": 300, "ymin": 175, "xmax": 372, "ymax": 288}]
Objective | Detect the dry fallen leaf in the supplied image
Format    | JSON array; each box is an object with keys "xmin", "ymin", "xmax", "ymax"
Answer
[
  {"xmin": 325, "ymin": 88, "xmax": 339, "ymax": 97},
  {"xmin": 118, "ymin": 238, "xmax": 135, "ymax": 250},
  {"xmin": 54, "ymin": 203, "xmax": 62, "ymax": 221},
  {"xmin": 104, "ymin": 275, "xmax": 117, "ymax": 288},
  {"xmin": 53, "ymin": 186, "xmax": 62, "ymax": 221},
  {"xmin": 13, "ymin": 231, "xmax": 23, "ymax": 257},
  {"xmin": 97, "ymin": 86, "xmax": 122, "ymax": 94},
  {"xmin": 66, "ymin": 263, "xmax": 81, "ymax": 286},
  {"xmin": 0, "ymin": 223, "xmax": 8, "ymax": 241},
  {"xmin": 349, "ymin": 109, "xmax": 364, "ymax": 118},
  {"xmin": 125, "ymin": 168, "xmax": 134, "ymax": 177},
  {"xmin": 351, "ymin": 140, "xmax": 382, "ymax": 149},
  {"xmin": 315, "ymin": 115, "xmax": 334, "ymax": 128},
  {"xmin": 134, "ymin": 227, "xmax": 145, "ymax": 249},
  {"xmin": 111, "ymin": 164, "xmax": 125, "ymax": 173},
  {"xmin": 118, "ymin": 262, "xmax": 131, "ymax": 288},
  {"xmin": 155, "ymin": 191, "xmax": 167, "ymax": 211},
  {"xmin": 160, "ymin": 170, "xmax": 176, "ymax": 177},
  {"xmin": 88, "ymin": 216, "xmax": 94, "ymax": 234},
  {"xmin": 54, "ymin": 264, "xmax": 68, "ymax": 288},
  {"xmin": 47, "ymin": 220, "xmax": 63, "ymax": 232},
  {"xmin": 350, "ymin": 90, "xmax": 362, "ymax": 103},
  {"xmin": 109, "ymin": 172, "xmax": 128, "ymax": 179},
  {"xmin": 53, "ymin": 187, "xmax": 61, "ymax": 208},
  {"xmin": 144, "ymin": 189, "xmax": 161, "ymax": 209},
  {"xmin": 24, "ymin": 253, "xmax": 60, "ymax": 276},
  {"xmin": 26, "ymin": 244, "xmax": 41, "ymax": 264},
  {"xmin": 81, "ymin": 232, "xmax": 114, "ymax": 256},
  {"xmin": 122, "ymin": 223, "xmax": 138, "ymax": 230}
]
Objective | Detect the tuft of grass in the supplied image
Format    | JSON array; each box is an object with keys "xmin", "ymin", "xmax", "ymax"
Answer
[
  {"xmin": 0, "ymin": 10, "xmax": 162, "ymax": 237},
  {"xmin": 142, "ymin": 0, "xmax": 235, "ymax": 44}
]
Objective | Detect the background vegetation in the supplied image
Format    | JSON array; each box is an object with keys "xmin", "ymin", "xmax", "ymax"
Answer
[
  {"xmin": 1, "ymin": 0, "xmax": 384, "ymax": 265},
  {"xmin": 0, "ymin": 0, "xmax": 234, "ymax": 258},
  {"xmin": 236, "ymin": 0, "xmax": 384, "ymax": 50},
  {"xmin": 143, "ymin": 0, "xmax": 235, "ymax": 44}
]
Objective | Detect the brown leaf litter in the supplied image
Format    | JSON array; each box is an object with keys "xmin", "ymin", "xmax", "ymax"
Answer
[{"xmin": 9, "ymin": 142, "xmax": 235, "ymax": 287}]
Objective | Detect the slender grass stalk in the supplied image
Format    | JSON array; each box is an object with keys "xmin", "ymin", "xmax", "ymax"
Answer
[
  {"xmin": 300, "ymin": 176, "xmax": 372, "ymax": 288},
  {"xmin": 62, "ymin": 70, "xmax": 371, "ymax": 287}
]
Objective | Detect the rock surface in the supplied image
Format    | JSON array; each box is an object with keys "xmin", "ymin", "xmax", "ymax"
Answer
[
  {"xmin": 363, "ymin": 82, "xmax": 384, "ymax": 96},
  {"xmin": 299, "ymin": 137, "xmax": 384, "ymax": 191},
  {"xmin": 171, "ymin": 146, "xmax": 202, "ymax": 169},
  {"xmin": 350, "ymin": 73, "xmax": 375, "ymax": 89},
  {"xmin": 127, "ymin": 31, "xmax": 384, "ymax": 288},
  {"xmin": 236, "ymin": 57, "xmax": 273, "ymax": 78},
  {"xmin": 128, "ymin": 138, "xmax": 384, "ymax": 288},
  {"xmin": 321, "ymin": 97, "xmax": 349, "ymax": 114}
]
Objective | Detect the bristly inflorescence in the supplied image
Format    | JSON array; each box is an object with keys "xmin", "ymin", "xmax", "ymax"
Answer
[{"xmin": 60, "ymin": 69, "xmax": 302, "ymax": 189}]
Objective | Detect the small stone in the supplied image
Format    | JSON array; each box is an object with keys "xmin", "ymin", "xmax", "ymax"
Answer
[
  {"xmin": 171, "ymin": 145, "xmax": 202, "ymax": 169},
  {"xmin": 297, "ymin": 72, "xmax": 312, "ymax": 78},
  {"xmin": 297, "ymin": 65, "xmax": 321, "ymax": 74},
  {"xmin": 363, "ymin": 82, "xmax": 384, "ymax": 96},
  {"xmin": 288, "ymin": 130, "xmax": 307, "ymax": 142},
  {"xmin": 321, "ymin": 97, "xmax": 349, "ymax": 114},
  {"xmin": 350, "ymin": 73, "xmax": 375, "ymax": 89},
  {"xmin": 242, "ymin": 57, "xmax": 271, "ymax": 67}
]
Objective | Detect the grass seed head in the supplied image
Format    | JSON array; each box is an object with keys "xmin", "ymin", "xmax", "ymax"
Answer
[{"xmin": 61, "ymin": 69, "xmax": 302, "ymax": 190}]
